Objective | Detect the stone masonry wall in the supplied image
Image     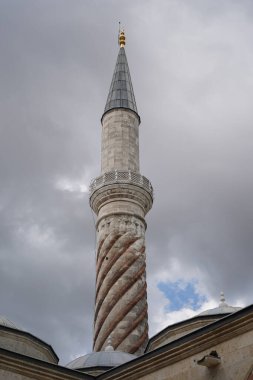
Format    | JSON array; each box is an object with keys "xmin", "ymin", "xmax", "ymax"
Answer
[
  {"xmin": 132, "ymin": 329, "xmax": 253, "ymax": 380},
  {"xmin": 101, "ymin": 109, "xmax": 140, "ymax": 173}
]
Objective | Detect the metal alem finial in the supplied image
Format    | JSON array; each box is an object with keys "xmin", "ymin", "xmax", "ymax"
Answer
[{"xmin": 118, "ymin": 22, "xmax": 126, "ymax": 47}]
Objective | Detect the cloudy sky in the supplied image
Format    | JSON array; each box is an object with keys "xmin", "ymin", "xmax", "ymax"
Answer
[{"xmin": 1, "ymin": 0, "xmax": 253, "ymax": 365}]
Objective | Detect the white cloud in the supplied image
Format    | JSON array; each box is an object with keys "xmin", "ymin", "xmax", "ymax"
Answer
[{"xmin": 55, "ymin": 177, "xmax": 88, "ymax": 194}]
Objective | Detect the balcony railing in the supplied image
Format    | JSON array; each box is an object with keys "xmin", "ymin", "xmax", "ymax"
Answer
[{"xmin": 89, "ymin": 170, "xmax": 153, "ymax": 197}]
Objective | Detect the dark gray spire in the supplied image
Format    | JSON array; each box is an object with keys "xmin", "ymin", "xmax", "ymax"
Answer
[{"xmin": 102, "ymin": 47, "xmax": 139, "ymax": 120}]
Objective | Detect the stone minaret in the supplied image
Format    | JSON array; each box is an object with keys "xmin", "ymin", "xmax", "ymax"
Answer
[{"xmin": 89, "ymin": 30, "xmax": 153, "ymax": 355}]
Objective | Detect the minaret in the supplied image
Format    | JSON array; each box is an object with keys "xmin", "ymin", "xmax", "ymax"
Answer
[{"xmin": 89, "ymin": 30, "xmax": 153, "ymax": 355}]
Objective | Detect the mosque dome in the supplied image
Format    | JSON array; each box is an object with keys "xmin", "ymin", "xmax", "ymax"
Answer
[
  {"xmin": 0, "ymin": 314, "xmax": 58, "ymax": 364},
  {"xmin": 198, "ymin": 292, "xmax": 241, "ymax": 316},
  {"xmin": 67, "ymin": 350, "xmax": 137, "ymax": 370},
  {"xmin": 67, "ymin": 337, "xmax": 137, "ymax": 373},
  {"xmin": 0, "ymin": 315, "xmax": 20, "ymax": 329}
]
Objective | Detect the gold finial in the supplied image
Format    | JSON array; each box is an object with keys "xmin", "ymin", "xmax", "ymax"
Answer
[{"xmin": 118, "ymin": 23, "xmax": 126, "ymax": 47}]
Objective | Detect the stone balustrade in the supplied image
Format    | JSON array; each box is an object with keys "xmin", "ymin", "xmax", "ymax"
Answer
[{"xmin": 89, "ymin": 170, "xmax": 153, "ymax": 198}]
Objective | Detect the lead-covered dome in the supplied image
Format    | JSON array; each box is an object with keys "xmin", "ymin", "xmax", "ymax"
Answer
[
  {"xmin": 0, "ymin": 315, "xmax": 20, "ymax": 329},
  {"xmin": 198, "ymin": 292, "xmax": 241, "ymax": 316},
  {"xmin": 67, "ymin": 340, "xmax": 137, "ymax": 374},
  {"xmin": 0, "ymin": 314, "xmax": 58, "ymax": 364},
  {"xmin": 67, "ymin": 350, "xmax": 137, "ymax": 372}
]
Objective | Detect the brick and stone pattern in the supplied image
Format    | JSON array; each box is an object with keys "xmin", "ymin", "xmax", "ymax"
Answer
[
  {"xmin": 93, "ymin": 215, "xmax": 148, "ymax": 355},
  {"xmin": 90, "ymin": 180, "xmax": 152, "ymax": 355}
]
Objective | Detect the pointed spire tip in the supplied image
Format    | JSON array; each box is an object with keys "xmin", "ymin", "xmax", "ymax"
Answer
[{"xmin": 102, "ymin": 37, "xmax": 139, "ymax": 120}]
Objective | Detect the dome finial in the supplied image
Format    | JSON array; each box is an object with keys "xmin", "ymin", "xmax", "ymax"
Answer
[
  {"xmin": 104, "ymin": 335, "xmax": 114, "ymax": 351},
  {"xmin": 118, "ymin": 22, "xmax": 126, "ymax": 47},
  {"xmin": 219, "ymin": 291, "xmax": 227, "ymax": 306}
]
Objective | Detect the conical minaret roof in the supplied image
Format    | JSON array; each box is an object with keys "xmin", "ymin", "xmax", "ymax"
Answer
[{"xmin": 102, "ymin": 31, "xmax": 139, "ymax": 120}]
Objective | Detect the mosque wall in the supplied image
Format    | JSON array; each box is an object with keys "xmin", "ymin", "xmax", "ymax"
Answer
[
  {"xmin": 0, "ymin": 370, "xmax": 29, "ymax": 379},
  {"xmin": 126, "ymin": 328, "xmax": 253, "ymax": 380},
  {"xmin": 1, "ymin": 326, "xmax": 253, "ymax": 380}
]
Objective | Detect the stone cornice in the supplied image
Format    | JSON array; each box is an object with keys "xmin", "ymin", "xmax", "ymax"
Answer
[
  {"xmin": 0, "ymin": 347, "xmax": 94, "ymax": 380},
  {"xmin": 97, "ymin": 305, "xmax": 253, "ymax": 380},
  {"xmin": 90, "ymin": 183, "xmax": 153, "ymax": 216}
]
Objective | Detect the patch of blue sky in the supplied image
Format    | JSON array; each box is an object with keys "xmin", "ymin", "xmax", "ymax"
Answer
[{"xmin": 157, "ymin": 279, "xmax": 207, "ymax": 312}]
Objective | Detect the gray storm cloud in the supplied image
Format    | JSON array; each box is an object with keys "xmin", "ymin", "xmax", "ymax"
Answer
[{"xmin": 0, "ymin": 0, "xmax": 253, "ymax": 364}]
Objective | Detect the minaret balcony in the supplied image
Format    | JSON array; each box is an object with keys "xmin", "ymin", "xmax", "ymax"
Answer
[
  {"xmin": 89, "ymin": 170, "xmax": 153, "ymax": 218},
  {"xmin": 89, "ymin": 170, "xmax": 153, "ymax": 198}
]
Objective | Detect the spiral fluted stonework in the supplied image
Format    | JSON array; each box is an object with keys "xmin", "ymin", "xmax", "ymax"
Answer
[{"xmin": 93, "ymin": 215, "xmax": 148, "ymax": 355}]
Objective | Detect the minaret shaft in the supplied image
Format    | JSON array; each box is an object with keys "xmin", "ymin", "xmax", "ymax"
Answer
[
  {"xmin": 93, "ymin": 212, "xmax": 148, "ymax": 354},
  {"xmin": 90, "ymin": 39, "xmax": 153, "ymax": 355},
  {"xmin": 101, "ymin": 110, "xmax": 140, "ymax": 173}
]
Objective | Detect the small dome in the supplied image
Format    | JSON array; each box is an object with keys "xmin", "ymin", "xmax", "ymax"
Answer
[
  {"xmin": 0, "ymin": 315, "xmax": 20, "ymax": 330},
  {"xmin": 198, "ymin": 292, "xmax": 241, "ymax": 316},
  {"xmin": 67, "ymin": 350, "xmax": 137, "ymax": 370},
  {"xmin": 0, "ymin": 315, "xmax": 58, "ymax": 364}
]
